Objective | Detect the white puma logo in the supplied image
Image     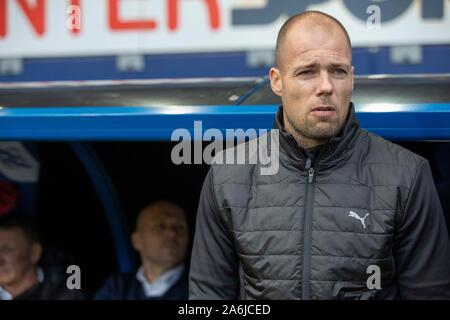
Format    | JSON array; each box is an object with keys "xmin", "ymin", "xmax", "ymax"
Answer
[{"xmin": 348, "ymin": 211, "xmax": 370, "ymax": 229}]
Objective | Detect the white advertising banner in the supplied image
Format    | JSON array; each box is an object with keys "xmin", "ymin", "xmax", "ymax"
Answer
[{"xmin": 0, "ymin": 0, "xmax": 449, "ymax": 58}]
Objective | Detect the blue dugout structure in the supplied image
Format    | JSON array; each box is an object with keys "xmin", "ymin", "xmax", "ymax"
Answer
[{"xmin": 1, "ymin": 75, "xmax": 450, "ymax": 141}]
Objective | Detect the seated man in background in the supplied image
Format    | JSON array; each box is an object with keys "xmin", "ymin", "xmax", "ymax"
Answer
[
  {"xmin": 95, "ymin": 200, "xmax": 189, "ymax": 300},
  {"xmin": 0, "ymin": 215, "xmax": 84, "ymax": 300}
]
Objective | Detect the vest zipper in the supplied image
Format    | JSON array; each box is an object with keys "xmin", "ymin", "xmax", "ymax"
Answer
[{"xmin": 302, "ymin": 158, "xmax": 315, "ymax": 300}]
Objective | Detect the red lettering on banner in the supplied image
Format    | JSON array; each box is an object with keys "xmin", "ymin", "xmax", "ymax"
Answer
[
  {"xmin": 109, "ymin": 0, "xmax": 157, "ymax": 31},
  {"xmin": 0, "ymin": 0, "xmax": 5, "ymax": 37},
  {"xmin": 168, "ymin": 0, "xmax": 220, "ymax": 31},
  {"xmin": 0, "ymin": 0, "xmax": 46, "ymax": 38},
  {"xmin": 0, "ymin": 0, "xmax": 223, "ymax": 40}
]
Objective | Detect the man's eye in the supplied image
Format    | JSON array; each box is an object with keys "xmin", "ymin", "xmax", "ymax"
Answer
[
  {"xmin": 298, "ymin": 70, "xmax": 314, "ymax": 76},
  {"xmin": 0, "ymin": 247, "xmax": 14, "ymax": 254},
  {"xmin": 333, "ymin": 68, "xmax": 347, "ymax": 75},
  {"xmin": 173, "ymin": 224, "xmax": 187, "ymax": 232},
  {"xmin": 151, "ymin": 224, "xmax": 165, "ymax": 231}
]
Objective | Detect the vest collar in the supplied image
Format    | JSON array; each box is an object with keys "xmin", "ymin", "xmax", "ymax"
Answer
[{"xmin": 274, "ymin": 102, "xmax": 361, "ymax": 171}]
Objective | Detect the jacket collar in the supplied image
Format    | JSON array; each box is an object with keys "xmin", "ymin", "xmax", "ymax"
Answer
[
  {"xmin": 136, "ymin": 264, "xmax": 185, "ymax": 298},
  {"xmin": 274, "ymin": 102, "xmax": 361, "ymax": 171}
]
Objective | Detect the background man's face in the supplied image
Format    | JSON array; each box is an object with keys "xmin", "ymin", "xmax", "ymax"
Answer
[
  {"xmin": 132, "ymin": 210, "xmax": 188, "ymax": 270},
  {"xmin": 0, "ymin": 228, "xmax": 39, "ymax": 287},
  {"xmin": 271, "ymin": 21, "xmax": 354, "ymax": 143}
]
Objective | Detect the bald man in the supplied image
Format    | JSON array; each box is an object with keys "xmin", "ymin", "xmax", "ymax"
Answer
[
  {"xmin": 95, "ymin": 201, "xmax": 189, "ymax": 300},
  {"xmin": 189, "ymin": 11, "xmax": 450, "ymax": 299}
]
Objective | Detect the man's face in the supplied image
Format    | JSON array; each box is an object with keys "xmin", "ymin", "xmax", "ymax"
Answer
[
  {"xmin": 132, "ymin": 210, "xmax": 188, "ymax": 270},
  {"xmin": 270, "ymin": 20, "xmax": 354, "ymax": 144},
  {"xmin": 0, "ymin": 228, "xmax": 40, "ymax": 287}
]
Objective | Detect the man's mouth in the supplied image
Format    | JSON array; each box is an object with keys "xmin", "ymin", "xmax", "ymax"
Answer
[
  {"xmin": 311, "ymin": 105, "xmax": 336, "ymax": 117},
  {"xmin": 162, "ymin": 244, "xmax": 179, "ymax": 250},
  {"xmin": 0, "ymin": 268, "xmax": 10, "ymax": 275}
]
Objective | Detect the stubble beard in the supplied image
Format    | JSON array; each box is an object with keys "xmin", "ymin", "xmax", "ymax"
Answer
[{"xmin": 284, "ymin": 111, "xmax": 346, "ymax": 149}]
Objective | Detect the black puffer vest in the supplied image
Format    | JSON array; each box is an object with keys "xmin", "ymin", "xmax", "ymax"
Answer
[{"xmin": 212, "ymin": 103, "xmax": 426, "ymax": 299}]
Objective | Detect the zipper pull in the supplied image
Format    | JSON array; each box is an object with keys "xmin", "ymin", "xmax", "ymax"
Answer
[
  {"xmin": 305, "ymin": 158, "xmax": 311, "ymax": 170},
  {"xmin": 305, "ymin": 158, "xmax": 314, "ymax": 183},
  {"xmin": 308, "ymin": 167, "xmax": 314, "ymax": 183}
]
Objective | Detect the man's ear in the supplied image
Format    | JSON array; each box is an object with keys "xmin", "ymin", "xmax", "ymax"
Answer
[
  {"xmin": 131, "ymin": 232, "xmax": 141, "ymax": 251},
  {"xmin": 30, "ymin": 242, "xmax": 43, "ymax": 265},
  {"xmin": 269, "ymin": 67, "xmax": 283, "ymax": 97}
]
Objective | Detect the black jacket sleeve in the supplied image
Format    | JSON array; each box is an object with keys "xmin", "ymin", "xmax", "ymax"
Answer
[
  {"xmin": 93, "ymin": 275, "xmax": 122, "ymax": 300},
  {"xmin": 394, "ymin": 160, "xmax": 450, "ymax": 299},
  {"xmin": 189, "ymin": 168, "xmax": 239, "ymax": 299}
]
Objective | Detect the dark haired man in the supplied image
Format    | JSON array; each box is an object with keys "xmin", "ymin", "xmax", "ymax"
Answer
[{"xmin": 0, "ymin": 215, "xmax": 84, "ymax": 300}]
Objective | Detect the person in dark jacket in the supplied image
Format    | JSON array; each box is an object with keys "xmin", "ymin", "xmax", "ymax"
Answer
[
  {"xmin": 0, "ymin": 215, "xmax": 84, "ymax": 300},
  {"xmin": 95, "ymin": 201, "xmax": 189, "ymax": 300},
  {"xmin": 189, "ymin": 11, "xmax": 450, "ymax": 300}
]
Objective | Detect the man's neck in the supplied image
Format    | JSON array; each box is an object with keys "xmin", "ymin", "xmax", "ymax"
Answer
[
  {"xmin": 4, "ymin": 267, "xmax": 39, "ymax": 298},
  {"xmin": 142, "ymin": 261, "xmax": 176, "ymax": 283}
]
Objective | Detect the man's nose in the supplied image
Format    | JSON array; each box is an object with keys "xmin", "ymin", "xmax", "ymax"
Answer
[
  {"xmin": 316, "ymin": 70, "xmax": 333, "ymax": 96},
  {"xmin": 163, "ymin": 226, "xmax": 178, "ymax": 239}
]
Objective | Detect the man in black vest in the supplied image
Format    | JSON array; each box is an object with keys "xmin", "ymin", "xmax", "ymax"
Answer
[
  {"xmin": 189, "ymin": 11, "xmax": 450, "ymax": 299},
  {"xmin": 95, "ymin": 201, "xmax": 189, "ymax": 300},
  {"xmin": 0, "ymin": 215, "xmax": 84, "ymax": 300}
]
